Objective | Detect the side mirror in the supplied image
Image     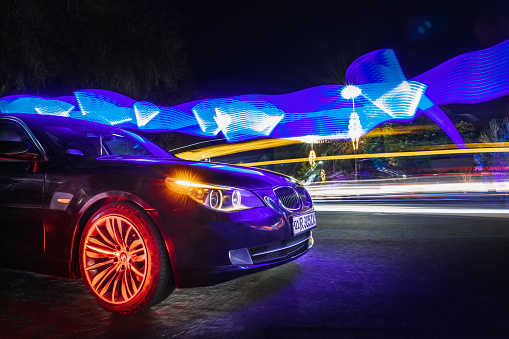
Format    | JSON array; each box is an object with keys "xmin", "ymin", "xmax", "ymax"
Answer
[{"xmin": 0, "ymin": 141, "xmax": 41, "ymax": 161}]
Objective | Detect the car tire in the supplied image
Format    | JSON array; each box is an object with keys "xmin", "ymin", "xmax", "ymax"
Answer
[{"xmin": 79, "ymin": 202, "xmax": 174, "ymax": 314}]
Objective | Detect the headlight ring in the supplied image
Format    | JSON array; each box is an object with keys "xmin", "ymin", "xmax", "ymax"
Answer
[{"xmin": 208, "ymin": 189, "xmax": 223, "ymax": 209}]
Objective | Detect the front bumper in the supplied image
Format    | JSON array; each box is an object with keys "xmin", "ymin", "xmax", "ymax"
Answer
[
  {"xmin": 149, "ymin": 201, "xmax": 315, "ymax": 288},
  {"xmin": 177, "ymin": 233, "xmax": 313, "ymax": 287}
]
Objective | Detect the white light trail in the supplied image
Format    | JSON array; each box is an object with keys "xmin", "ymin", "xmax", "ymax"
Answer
[
  {"xmin": 314, "ymin": 204, "xmax": 509, "ymax": 217},
  {"xmin": 307, "ymin": 181, "xmax": 509, "ymax": 198}
]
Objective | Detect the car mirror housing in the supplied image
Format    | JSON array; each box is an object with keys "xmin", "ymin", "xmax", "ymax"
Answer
[{"xmin": 65, "ymin": 149, "xmax": 84, "ymax": 156}]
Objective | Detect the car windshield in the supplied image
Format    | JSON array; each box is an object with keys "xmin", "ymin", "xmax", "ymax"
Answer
[{"xmin": 40, "ymin": 124, "xmax": 174, "ymax": 158}]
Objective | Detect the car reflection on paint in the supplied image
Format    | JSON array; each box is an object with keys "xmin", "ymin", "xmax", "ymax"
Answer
[{"xmin": 0, "ymin": 113, "xmax": 316, "ymax": 314}]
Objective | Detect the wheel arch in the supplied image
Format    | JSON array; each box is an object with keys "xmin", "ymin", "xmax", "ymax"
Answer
[{"xmin": 69, "ymin": 191, "xmax": 177, "ymax": 281}]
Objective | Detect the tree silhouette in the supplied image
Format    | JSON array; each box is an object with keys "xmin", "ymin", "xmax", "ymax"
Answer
[
  {"xmin": 477, "ymin": 118, "xmax": 509, "ymax": 183},
  {"xmin": 0, "ymin": 0, "xmax": 193, "ymax": 105}
]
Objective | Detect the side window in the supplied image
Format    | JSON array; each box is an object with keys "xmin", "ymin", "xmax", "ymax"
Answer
[
  {"xmin": 103, "ymin": 135, "xmax": 151, "ymax": 155},
  {"xmin": 0, "ymin": 120, "xmax": 40, "ymax": 155}
]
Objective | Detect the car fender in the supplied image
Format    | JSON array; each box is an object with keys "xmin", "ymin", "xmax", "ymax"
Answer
[{"xmin": 69, "ymin": 190, "xmax": 178, "ymax": 281}]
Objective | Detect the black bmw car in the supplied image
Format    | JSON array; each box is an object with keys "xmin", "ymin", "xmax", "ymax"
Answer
[{"xmin": 0, "ymin": 113, "xmax": 316, "ymax": 313}]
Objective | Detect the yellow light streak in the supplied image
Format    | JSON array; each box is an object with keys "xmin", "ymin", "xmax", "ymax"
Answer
[
  {"xmin": 176, "ymin": 138, "xmax": 301, "ymax": 160},
  {"xmin": 174, "ymin": 119, "xmax": 509, "ymax": 162},
  {"xmin": 414, "ymin": 142, "xmax": 509, "ymax": 151},
  {"xmin": 175, "ymin": 126, "xmax": 425, "ymax": 160},
  {"xmin": 362, "ymin": 124, "xmax": 438, "ymax": 137},
  {"xmin": 238, "ymin": 147, "xmax": 509, "ymax": 167}
]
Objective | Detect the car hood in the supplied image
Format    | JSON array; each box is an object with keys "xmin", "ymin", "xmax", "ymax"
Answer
[{"xmin": 67, "ymin": 155, "xmax": 296, "ymax": 190}]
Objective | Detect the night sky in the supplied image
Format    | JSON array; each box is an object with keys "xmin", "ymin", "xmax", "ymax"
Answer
[
  {"xmin": 174, "ymin": 0, "xmax": 509, "ymax": 108},
  {"xmin": 2, "ymin": 0, "xmax": 508, "ymax": 123}
]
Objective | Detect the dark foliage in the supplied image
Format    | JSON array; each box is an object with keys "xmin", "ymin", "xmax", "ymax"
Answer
[{"xmin": 0, "ymin": 0, "xmax": 194, "ymax": 105}]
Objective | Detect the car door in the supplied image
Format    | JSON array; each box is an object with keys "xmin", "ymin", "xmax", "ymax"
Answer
[{"xmin": 0, "ymin": 117, "xmax": 46, "ymax": 264}]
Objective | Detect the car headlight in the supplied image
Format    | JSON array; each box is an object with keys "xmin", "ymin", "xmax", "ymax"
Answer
[{"xmin": 165, "ymin": 178, "xmax": 265, "ymax": 211}]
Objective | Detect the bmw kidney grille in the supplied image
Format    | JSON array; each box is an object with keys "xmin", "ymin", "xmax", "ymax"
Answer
[{"xmin": 274, "ymin": 186, "xmax": 302, "ymax": 210}]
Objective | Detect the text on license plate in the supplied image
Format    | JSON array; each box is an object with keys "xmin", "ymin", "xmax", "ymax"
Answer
[{"xmin": 292, "ymin": 211, "xmax": 317, "ymax": 235}]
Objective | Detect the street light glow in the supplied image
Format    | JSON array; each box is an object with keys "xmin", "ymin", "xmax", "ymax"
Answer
[{"xmin": 341, "ymin": 85, "xmax": 362, "ymax": 99}]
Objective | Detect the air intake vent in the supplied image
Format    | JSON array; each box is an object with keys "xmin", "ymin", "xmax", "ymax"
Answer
[
  {"xmin": 275, "ymin": 186, "xmax": 301, "ymax": 210},
  {"xmin": 248, "ymin": 231, "xmax": 312, "ymax": 264}
]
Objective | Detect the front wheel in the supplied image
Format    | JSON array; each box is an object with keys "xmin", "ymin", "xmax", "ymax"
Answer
[{"xmin": 79, "ymin": 202, "xmax": 174, "ymax": 313}]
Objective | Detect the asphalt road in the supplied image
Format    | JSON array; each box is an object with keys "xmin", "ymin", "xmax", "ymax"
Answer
[{"xmin": 1, "ymin": 203, "xmax": 509, "ymax": 338}]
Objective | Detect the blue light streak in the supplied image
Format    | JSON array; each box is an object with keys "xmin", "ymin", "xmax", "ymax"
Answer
[{"xmin": 2, "ymin": 39, "xmax": 509, "ymax": 147}]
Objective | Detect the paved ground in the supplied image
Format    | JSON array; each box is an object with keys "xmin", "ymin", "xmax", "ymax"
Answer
[{"xmin": 1, "ymin": 203, "xmax": 509, "ymax": 338}]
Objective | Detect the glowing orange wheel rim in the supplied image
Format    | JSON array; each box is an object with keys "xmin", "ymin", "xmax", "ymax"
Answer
[{"xmin": 82, "ymin": 215, "xmax": 148, "ymax": 304}]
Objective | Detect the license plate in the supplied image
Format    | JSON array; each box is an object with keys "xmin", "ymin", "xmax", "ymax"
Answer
[{"xmin": 292, "ymin": 211, "xmax": 317, "ymax": 235}]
